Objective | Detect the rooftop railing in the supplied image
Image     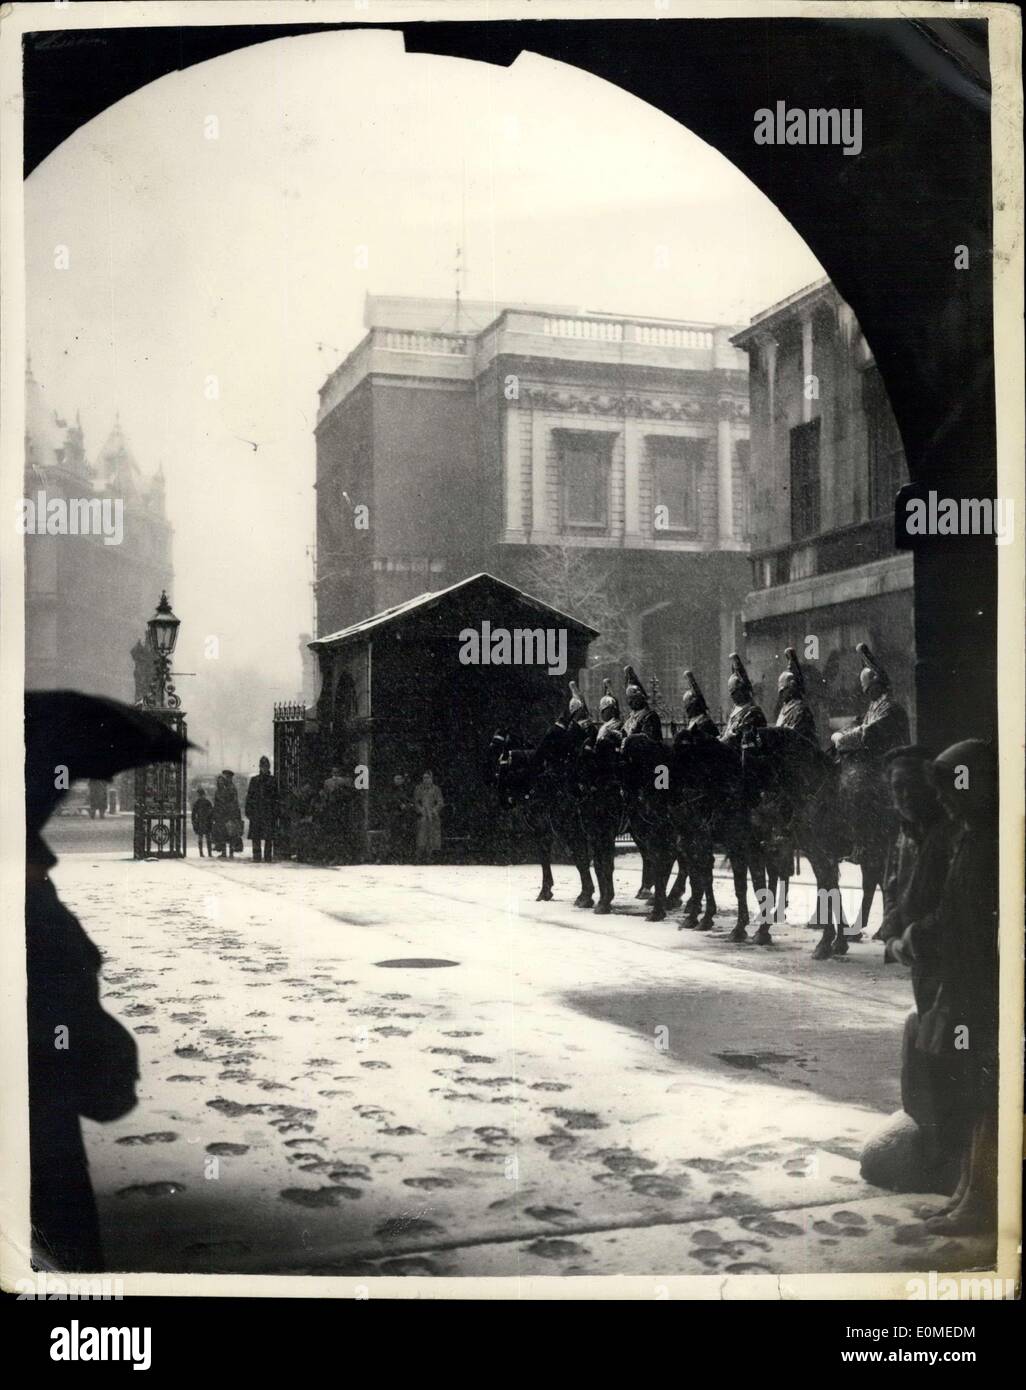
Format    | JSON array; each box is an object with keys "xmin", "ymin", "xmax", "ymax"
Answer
[
  {"xmin": 379, "ymin": 329, "xmax": 470, "ymax": 356},
  {"xmin": 540, "ymin": 315, "xmax": 715, "ymax": 350}
]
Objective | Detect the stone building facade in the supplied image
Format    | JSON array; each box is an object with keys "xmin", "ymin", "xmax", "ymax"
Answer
[
  {"xmin": 315, "ymin": 295, "xmax": 752, "ymax": 720},
  {"xmin": 731, "ymin": 279, "xmax": 913, "ymax": 734},
  {"xmin": 24, "ymin": 361, "xmax": 174, "ymax": 703}
]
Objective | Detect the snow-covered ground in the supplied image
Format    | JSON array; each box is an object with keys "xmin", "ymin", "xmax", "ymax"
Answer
[{"xmin": 48, "ymin": 848, "xmax": 993, "ymax": 1284}]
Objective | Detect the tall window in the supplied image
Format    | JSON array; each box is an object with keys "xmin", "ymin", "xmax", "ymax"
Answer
[
  {"xmin": 790, "ymin": 419, "xmax": 821, "ymax": 541},
  {"xmin": 559, "ymin": 433, "xmax": 609, "ymax": 530},
  {"xmin": 733, "ymin": 438, "xmax": 751, "ymax": 540},
  {"xmin": 864, "ymin": 368, "xmax": 906, "ymax": 518},
  {"xmin": 650, "ymin": 436, "xmax": 701, "ymax": 533}
]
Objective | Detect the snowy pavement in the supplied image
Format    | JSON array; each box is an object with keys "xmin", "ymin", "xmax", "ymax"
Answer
[{"xmin": 49, "ymin": 848, "xmax": 994, "ymax": 1281}]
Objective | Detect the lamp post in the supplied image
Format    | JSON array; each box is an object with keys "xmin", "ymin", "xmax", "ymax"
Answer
[
  {"xmin": 143, "ymin": 589, "xmax": 182, "ymax": 709},
  {"xmin": 134, "ymin": 591, "xmax": 188, "ymax": 858}
]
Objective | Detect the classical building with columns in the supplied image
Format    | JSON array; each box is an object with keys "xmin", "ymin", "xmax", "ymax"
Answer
[
  {"xmin": 315, "ymin": 294, "xmax": 751, "ymax": 719},
  {"xmin": 731, "ymin": 278, "xmax": 914, "ymax": 734}
]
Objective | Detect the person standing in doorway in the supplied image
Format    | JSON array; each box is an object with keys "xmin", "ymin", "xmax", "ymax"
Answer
[{"xmin": 414, "ymin": 770, "xmax": 445, "ymax": 863}]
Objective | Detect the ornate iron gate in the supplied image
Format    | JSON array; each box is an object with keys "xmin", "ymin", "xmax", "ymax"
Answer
[
  {"xmin": 133, "ymin": 710, "xmax": 188, "ymax": 857},
  {"xmin": 273, "ymin": 703, "xmax": 307, "ymax": 859},
  {"xmin": 273, "ymin": 702, "xmax": 306, "ymax": 795}
]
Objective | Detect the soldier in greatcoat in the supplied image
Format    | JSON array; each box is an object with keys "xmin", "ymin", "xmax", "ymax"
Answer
[
  {"xmin": 595, "ymin": 679, "xmax": 623, "ymax": 745},
  {"xmin": 681, "ymin": 669, "xmax": 719, "ymax": 739},
  {"xmin": 775, "ymin": 647, "xmax": 817, "ymax": 744},
  {"xmin": 831, "ymin": 642, "xmax": 910, "ymax": 754},
  {"xmin": 719, "ymin": 652, "xmax": 767, "ymax": 748},
  {"xmin": 620, "ymin": 666, "xmax": 663, "ymax": 742}
]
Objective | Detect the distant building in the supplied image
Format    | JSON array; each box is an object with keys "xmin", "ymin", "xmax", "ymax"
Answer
[
  {"xmin": 314, "ymin": 294, "xmax": 752, "ymax": 720},
  {"xmin": 24, "ymin": 361, "xmax": 173, "ymax": 702},
  {"xmin": 731, "ymin": 279, "xmax": 913, "ymax": 732}
]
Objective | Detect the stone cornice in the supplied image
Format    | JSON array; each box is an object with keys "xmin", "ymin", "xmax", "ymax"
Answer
[{"xmin": 519, "ymin": 384, "xmax": 749, "ymax": 423}]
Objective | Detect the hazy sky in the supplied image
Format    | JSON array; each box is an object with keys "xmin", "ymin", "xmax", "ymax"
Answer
[{"xmin": 26, "ymin": 28, "xmax": 823, "ymax": 693}]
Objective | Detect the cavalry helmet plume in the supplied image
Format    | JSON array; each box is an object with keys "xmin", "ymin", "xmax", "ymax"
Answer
[
  {"xmin": 568, "ymin": 681, "xmax": 589, "ymax": 718},
  {"xmin": 778, "ymin": 645, "xmax": 805, "ymax": 694},
  {"xmin": 727, "ymin": 651, "xmax": 753, "ymax": 697},
  {"xmin": 599, "ymin": 677, "xmax": 620, "ymax": 717},
  {"xmin": 682, "ymin": 668, "xmax": 709, "ymax": 716},
  {"xmin": 856, "ymin": 641, "xmax": 890, "ymax": 691},
  {"xmin": 623, "ymin": 665, "xmax": 648, "ymax": 701}
]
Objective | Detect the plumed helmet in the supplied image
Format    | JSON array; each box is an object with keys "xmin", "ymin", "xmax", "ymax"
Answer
[
  {"xmin": 682, "ymin": 669, "xmax": 709, "ymax": 717},
  {"xmin": 599, "ymin": 677, "xmax": 620, "ymax": 717},
  {"xmin": 568, "ymin": 681, "xmax": 589, "ymax": 718},
  {"xmin": 727, "ymin": 651, "xmax": 753, "ymax": 697},
  {"xmin": 856, "ymin": 641, "xmax": 889, "ymax": 691},
  {"xmin": 623, "ymin": 665, "xmax": 648, "ymax": 700},
  {"xmin": 777, "ymin": 646, "xmax": 805, "ymax": 694}
]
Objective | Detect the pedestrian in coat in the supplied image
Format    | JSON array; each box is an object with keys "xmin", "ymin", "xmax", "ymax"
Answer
[
  {"xmin": 414, "ymin": 770, "xmax": 445, "ymax": 861},
  {"xmin": 25, "ymin": 691, "xmax": 187, "ymax": 1270},
  {"xmin": 245, "ymin": 756, "xmax": 279, "ymax": 862},
  {"xmin": 212, "ymin": 770, "xmax": 243, "ymax": 858},
  {"xmin": 919, "ymin": 739, "xmax": 998, "ymax": 1236},
  {"xmin": 191, "ymin": 786, "xmax": 213, "ymax": 856},
  {"xmin": 876, "ymin": 746, "xmax": 959, "ymax": 1185}
]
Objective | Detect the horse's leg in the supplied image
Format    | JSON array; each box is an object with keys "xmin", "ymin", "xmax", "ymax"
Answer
[
  {"xmin": 809, "ymin": 853, "xmax": 846, "ymax": 959},
  {"xmin": 593, "ymin": 836, "xmax": 615, "ymax": 915},
  {"xmin": 702, "ymin": 862, "xmax": 718, "ymax": 927},
  {"xmin": 749, "ymin": 840, "xmax": 773, "ymax": 945},
  {"xmin": 573, "ymin": 849, "xmax": 595, "ymax": 907},
  {"xmin": 637, "ymin": 853, "xmax": 653, "ymax": 899},
  {"xmin": 860, "ymin": 860, "xmax": 882, "ymax": 939},
  {"xmin": 764, "ymin": 862, "xmax": 784, "ymax": 931},
  {"xmin": 536, "ymin": 825, "xmax": 554, "ymax": 901},
  {"xmin": 696, "ymin": 848, "xmax": 717, "ymax": 930},
  {"xmin": 680, "ymin": 845, "xmax": 702, "ymax": 925},
  {"xmin": 573, "ymin": 814, "xmax": 596, "ymax": 907},
  {"xmin": 666, "ymin": 857, "xmax": 687, "ymax": 908},
  {"xmin": 728, "ymin": 848, "xmax": 750, "ymax": 941},
  {"xmin": 646, "ymin": 844, "xmax": 673, "ymax": 922}
]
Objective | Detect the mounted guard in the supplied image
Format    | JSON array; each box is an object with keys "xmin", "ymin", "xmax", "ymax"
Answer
[
  {"xmin": 621, "ymin": 666, "xmax": 663, "ymax": 742},
  {"xmin": 596, "ymin": 678, "xmax": 623, "ymax": 744},
  {"xmin": 681, "ymin": 669, "xmax": 719, "ymax": 739},
  {"xmin": 719, "ymin": 652, "xmax": 767, "ymax": 747},
  {"xmin": 831, "ymin": 642, "xmax": 910, "ymax": 754},
  {"xmin": 775, "ymin": 646, "xmax": 817, "ymax": 744}
]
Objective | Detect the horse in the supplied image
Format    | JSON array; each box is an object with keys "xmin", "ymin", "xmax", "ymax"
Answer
[
  {"xmin": 573, "ymin": 727, "xmax": 626, "ymax": 914},
  {"xmin": 740, "ymin": 725, "xmax": 895, "ymax": 958},
  {"xmin": 488, "ymin": 729, "xmax": 597, "ymax": 908},
  {"xmin": 668, "ymin": 730, "xmax": 770, "ymax": 943},
  {"xmin": 618, "ymin": 732, "xmax": 679, "ymax": 922}
]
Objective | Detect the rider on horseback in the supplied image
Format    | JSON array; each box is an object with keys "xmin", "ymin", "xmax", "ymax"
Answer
[
  {"xmin": 681, "ymin": 669, "xmax": 719, "ymax": 739},
  {"xmin": 775, "ymin": 646, "xmax": 817, "ymax": 744},
  {"xmin": 719, "ymin": 652, "xmax": 767, "ymax": 747},
  {"xmin": 595, "ymin": 678, "xmax": 623, "ymax": 745},
  {"xmin": 621, "ymin": 666, "xmax": 663, "ymax": 742},
  {"xmin": 831, "ymin": 642, "xmax": 910, "ymax": 754}
]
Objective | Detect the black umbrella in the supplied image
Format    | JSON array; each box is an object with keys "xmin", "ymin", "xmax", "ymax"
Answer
[{"xmin": 25, "ymin": 690, "xmax": 194, "ymax": 860}]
